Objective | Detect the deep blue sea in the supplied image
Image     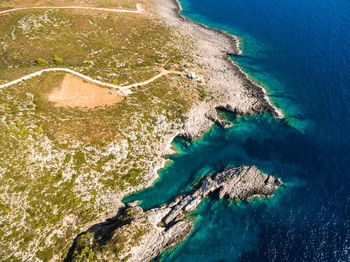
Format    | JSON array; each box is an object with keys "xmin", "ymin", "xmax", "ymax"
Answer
[{"xmin": 124, "ymin": 0, "xmax": 350, "ymax": 261}]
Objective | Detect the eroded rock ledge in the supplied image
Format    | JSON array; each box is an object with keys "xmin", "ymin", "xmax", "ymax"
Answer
[{"xmin": 66, "ymin": 166, "xmax": 281, "ymax": 261}]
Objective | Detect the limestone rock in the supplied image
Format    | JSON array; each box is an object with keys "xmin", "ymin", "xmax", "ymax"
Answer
[{"xmin": 66, "ymin": 166, "xmax": 282, "ymax": 262}]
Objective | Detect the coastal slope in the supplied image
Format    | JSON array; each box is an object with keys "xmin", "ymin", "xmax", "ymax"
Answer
[
  {"xmin": 151, "ymin": 0, "xmax": 283, "ymax": 140},
  {"xmin": 66, "ymin": 166, "xmax": 282, "ymax": 261},
  {"xmin": 0, "ymin": 0, "xmax": 284, "ymax": 260}
]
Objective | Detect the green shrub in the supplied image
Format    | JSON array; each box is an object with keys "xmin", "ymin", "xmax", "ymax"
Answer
[
  {"xmin": 36, "ymin": 248, "xmax": 53, "ymax": 261},
  {"xmin": 53, "ymin": 55, "xmax": 64, "ymax": 65},
  {"xmin": 73, "ymin": 151, "xmax": 85, "ymax": 166},
  {"xmin": 155, "ymin": 57, "xmax": 162, "ymax": 63},
  {"xmin": 123, "ymin": 168, "xmax": 140, "ymax": 186},
  {"xmin": 34, "ymin": 58, "xmax": 48, "ymax": 66},
  {"xmin": 88, "ymin": 252, "xmax": 95, "ymax": 260}
]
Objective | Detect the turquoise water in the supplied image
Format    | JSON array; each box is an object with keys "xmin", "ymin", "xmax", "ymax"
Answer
[{"xmin": 124, "ymin": 0, "xmax": 350, "ymax": 261}]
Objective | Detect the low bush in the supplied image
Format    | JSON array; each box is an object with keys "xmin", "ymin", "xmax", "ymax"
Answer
[
  {"xmin": 53, "ymin": 55, "xmax": 64, "ymax": 65},
  {"xmin": 34, "ymin": 58, "xmax": 48, "ymax": 66}
]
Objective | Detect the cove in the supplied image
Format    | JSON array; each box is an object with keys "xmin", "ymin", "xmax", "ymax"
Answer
[
  {"xmin": 124, "ymin": 0, "xmax": 350, "ymax": 260},
  {"xmin": 123, "ymin": 114, "xmax": 294, "ymax": 211}
]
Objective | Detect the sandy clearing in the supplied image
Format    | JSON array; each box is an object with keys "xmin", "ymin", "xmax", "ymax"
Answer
[{"xmin": 48, "ymin": 74, "xmax": 124, "ymax": 109}]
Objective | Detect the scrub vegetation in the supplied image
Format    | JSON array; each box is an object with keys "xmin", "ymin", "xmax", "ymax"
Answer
[
  {"xmin": 0, "ymin": 0, "xmax": 140, "ymax": 9},
  {"xmin": 0, "ymin": 0, "xmax": 206, "ymax": 260},
  {"xmin": 0, "ymin": 2, "xmax": 189, "ymax": 85}
]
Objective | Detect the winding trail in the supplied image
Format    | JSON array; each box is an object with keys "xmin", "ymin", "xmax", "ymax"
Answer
[
  {"xmin": 0, "ymin": 68, "xmax": 185, "ymax": 94},
  {"xmin": 0, "ymin": 3, "xmax": 144, "ymax": 15},
  {"xmin": 0, "ymin": 3, "xmax": 185, "ymax": 95}
]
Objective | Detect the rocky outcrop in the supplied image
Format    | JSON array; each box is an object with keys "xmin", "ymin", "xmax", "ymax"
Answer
[
  {"xmin": 65, "ymin": 166, "xmax": 281, "ymax": 262},
  {"xmin": 156, "ymin": 166, "xmax": 281, "ymax": 227}
]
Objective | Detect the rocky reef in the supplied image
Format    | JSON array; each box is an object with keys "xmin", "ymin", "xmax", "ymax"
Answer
[{"xmin": 65, "ymin": 166, "xmax": 281, "ymax": 261}]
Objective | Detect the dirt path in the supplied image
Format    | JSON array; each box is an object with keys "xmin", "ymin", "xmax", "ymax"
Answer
[
  {"xmin": 0, "ymin": 68, "xmax": 185, "ymax": 94},
  {"xmin": 0, "ymin": 3, "xmax": 185, "ymax": 95},
  {"xmin": 119, "ymin": 68, "xmax": 185, "ymax": 91},
  {"xmin": 0, "ymin": 4, "xmax": 144, "ymax": 15}
]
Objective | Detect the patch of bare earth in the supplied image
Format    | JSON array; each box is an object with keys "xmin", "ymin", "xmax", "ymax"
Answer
[
  {"xmin": 48, "ymin": 74, "xmax": 124, "ymax": 109},
  {"xmin": 136, "ymin": 3, "xmax": 146, "ymax": 12}
]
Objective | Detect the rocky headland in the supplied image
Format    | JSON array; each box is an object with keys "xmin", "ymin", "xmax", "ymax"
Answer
[
  {"xmin": 0, "ymin": 0, "xmax": 286, "ymax": 260},
  {"xmin": 64, "ymin": 0, "xmax": 286, "ymax": 260},
  {"xmin": 66, "ymin": 166, "xmax": 282, "ymax": 261}
]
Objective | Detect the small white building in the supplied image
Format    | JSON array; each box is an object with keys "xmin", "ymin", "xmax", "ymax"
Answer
[{"xmin": 187, "ymin": 72, "xmax": 197, "ymax": 79}]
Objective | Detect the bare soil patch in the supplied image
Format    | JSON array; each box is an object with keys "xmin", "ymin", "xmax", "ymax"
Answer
[
  {"xmin": 136, "ymin": 3, "xmax": 146, "ymax": 12},
  {"xmin": 48, "ymin": 74, "xmax": 123, "ymax": 109}
]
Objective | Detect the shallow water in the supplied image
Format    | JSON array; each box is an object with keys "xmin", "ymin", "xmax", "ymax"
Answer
[{"xmin": 124, "ymin": 0, "xmax": 350, "ymax": 261}]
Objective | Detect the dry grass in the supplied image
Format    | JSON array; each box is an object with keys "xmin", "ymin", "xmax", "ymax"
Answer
[
  {"xmin": 0, "ymin": 4, "xmax": 185, "ymax": 86},
  {"xmin": 0, "ymin": 0, "xmax": 141, "ymax": 9},
  {"xmin": 0, "ymin": 67, "xmax": 198, "ymax": 261},
  {"xmin": 0, "ymin": 0, "xmax": 203, "ymax": 260}
]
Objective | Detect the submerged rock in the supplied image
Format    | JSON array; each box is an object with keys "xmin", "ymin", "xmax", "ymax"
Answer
[{"xmin": 65, "ymin": 166, "xmax": 282, "ymax": 261}]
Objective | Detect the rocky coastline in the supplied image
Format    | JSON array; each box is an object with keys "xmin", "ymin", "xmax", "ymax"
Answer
[
  {"xmin": 151, "ymin": 0, "xmax": 283, "ymax": 140},
  {"xmin": 64, "ymin": 0, "xmax": 286, "ymax": 260},
  {"xmin": 66, "ymin": 166, "xmax": 282, "ymax": 261}
]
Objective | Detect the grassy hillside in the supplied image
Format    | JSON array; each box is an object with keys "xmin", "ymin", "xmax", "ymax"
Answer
[
  {"xmin": 0, "ymin": 0, "xmax": 140, "ymax": 9},
  {"xmin": 0, "ymin": 1, "xmax": 206, "ymax": 260},
  {"xmin": 0, "ymin": 4, "xmax": 187, "ymax": 86}
]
